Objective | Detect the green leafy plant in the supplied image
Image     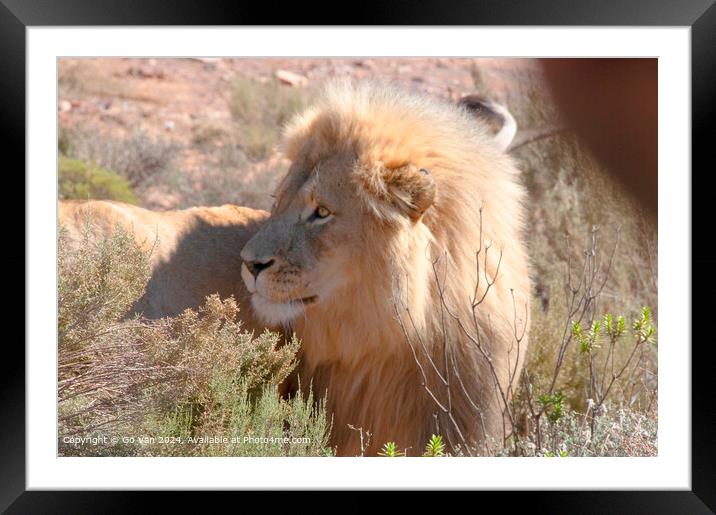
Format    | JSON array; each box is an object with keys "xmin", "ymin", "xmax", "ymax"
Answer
[
  {"xmin": 543, "ymin": 450, "xmax": 568, "ymax": 457},
  {"xmin": 633, "ymin": 307, "xmax": 656, "ymax": 345},
  {"xmin": 378, "ymin": 442, "xmax": 405, "ymax": 457},
  {"xmin": 423, "ymin": 434, "xmax": 446, "ymax": 457},
  {"xmin": 538, "ymin": 392, "xmax": 565, "ymax": 424}
]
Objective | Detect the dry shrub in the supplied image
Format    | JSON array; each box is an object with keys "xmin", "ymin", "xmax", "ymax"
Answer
[
  {"xmin": 58, "ymin": 220, "xmax": 332, "ymax": 457},
  {"xmin": 229, "ymin": 76, "xmax": 306, "ymax": 159},
  {"xmin": 167, "ymin": 145, "xmax": 288, "ymax": 211},
  {"xmin": 399, "ymin": 208, "xmax": 657, "ymax": 457},
  {"xmin": 64, "ymin": 126, "xmax": 180, "ymax": 189},
  {"xmin": 388, "ymin": 65, "xmax": 659, "ymax": 456}
]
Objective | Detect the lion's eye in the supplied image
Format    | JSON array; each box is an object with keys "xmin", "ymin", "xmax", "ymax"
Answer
[{"xmin": 315, "ymin": 206, "xmax": 331, "ymax": 218}]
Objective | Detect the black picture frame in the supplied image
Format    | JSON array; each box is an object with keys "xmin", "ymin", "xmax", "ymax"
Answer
[{"xmin": 5, "ymin": 0, "xmax": 713, "ymax": 512}]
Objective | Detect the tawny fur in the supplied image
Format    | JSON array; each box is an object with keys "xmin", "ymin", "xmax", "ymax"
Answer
[
  {"xmin": 58, "ymin": 200, "xmax": 270, "ymax": 332},
  {"xmin": 243, "ymin": 81, "xmax": 532, "ymax": 456}
]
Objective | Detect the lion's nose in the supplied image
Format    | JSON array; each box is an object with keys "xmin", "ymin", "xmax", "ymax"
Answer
[{"xmin": 244, "ymin": 258, "xmax": 275, "ymax": 278}]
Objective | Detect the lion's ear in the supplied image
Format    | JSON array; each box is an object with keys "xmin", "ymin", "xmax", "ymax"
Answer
[{"xmin": 383, "ymin": 164, "xmax": 436, "ymax": 222}]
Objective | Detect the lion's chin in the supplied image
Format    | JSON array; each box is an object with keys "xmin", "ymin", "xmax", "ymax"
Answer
[{"xmin": 250, "ymin": 293, "xmax": 316, "ymax": 326}]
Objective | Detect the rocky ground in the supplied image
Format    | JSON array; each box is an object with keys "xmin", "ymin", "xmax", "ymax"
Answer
[{"xmin": 58, "ymin": 57, "xmax": 545, "ymax": 209}]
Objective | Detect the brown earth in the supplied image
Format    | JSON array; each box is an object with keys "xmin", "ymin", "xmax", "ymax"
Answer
[{"xmin": 58, "ymin": 57, "xmax": 545, "ymax": 209}]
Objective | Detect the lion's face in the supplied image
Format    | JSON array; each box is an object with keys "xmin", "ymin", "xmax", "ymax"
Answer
[
  {"xmin": 240, "ymin": 153, "xmax": 364, "ymax": 325},
  {"xmin": 240, "ymin": 151, "xmax": 436, "ymax": 326}
]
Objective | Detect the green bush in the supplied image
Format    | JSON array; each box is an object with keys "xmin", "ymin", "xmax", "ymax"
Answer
[
  {"xmin": 59, "ymin": 155, "xmax": 137, "ymax": 203},
  {"xmin": 58, "ymin": 220, "xmax": 333, "ymax": 457}
]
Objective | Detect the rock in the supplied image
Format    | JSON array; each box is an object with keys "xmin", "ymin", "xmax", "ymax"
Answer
[
  {"xmin": 192, "ymin": 57, "xmax": 221, "ymax": 71},
  {"xmin": 360, "ymin": 59, "xmax": 377, "ymax": 70},
  {"xmin": 126, "ymin": 66, "xmax": 165, "ymax": 79},
  {"xmin": 164, "ymin": 120, "xmax": 175, "ymax": 131},
  {"xmin": 275, "ymin": 70, "xmax": 308, "ymax": 87},
  {"xmin": 59, "ymin": 99, "xmax": 72, "ymax": 112}
]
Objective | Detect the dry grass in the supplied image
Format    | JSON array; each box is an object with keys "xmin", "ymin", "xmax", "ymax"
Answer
[
  {"xmin": 57, "ymin": 64, "xmax": 657, "ymax": 457},
  {"xmin": 58, "ymin": 220, "xmax": 332, "ymax": 457},
  {"xmin": 229, "ymin": 77, "xmax": 306, "ymax": 159},
  {"xmin": 430, "ymin": 66, "xmax": 660, "ymax": 456},
  {"xmin": 62, "ymin": 126, "xmax": 180, "ymax": 189},
  {"xmin": 513, "ymin": 126, "xmax": 657, "ymax": 417},
  {"xmin": 59, "ymin": 75, "xmax": 302, "ymax": 210},
  {"xmin": 59, "ymin": 60, "xmax": 163, "ymax": 103},
  {"xmin": 386, "ymin": 67, "xmax": 659, "ymax": 457}
]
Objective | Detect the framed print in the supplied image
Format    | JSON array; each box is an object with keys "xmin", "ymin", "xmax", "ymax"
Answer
[{"xmin": 6, "ymin": 0, "xmax": 713, "ymax": 511}]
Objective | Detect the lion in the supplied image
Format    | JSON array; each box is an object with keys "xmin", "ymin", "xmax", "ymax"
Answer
[
  {"xmin": 59, "ymin": 199, "xmax": 270, "ymax": 332},
  {"xmin": 240, "ymin": 81, "xmax": 531, "ymax": 456}
]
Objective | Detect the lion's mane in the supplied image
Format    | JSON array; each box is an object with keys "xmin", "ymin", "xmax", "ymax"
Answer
[{"xmin": 282, "ymin": 81, "xmax": 532, "ymax": 455}]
